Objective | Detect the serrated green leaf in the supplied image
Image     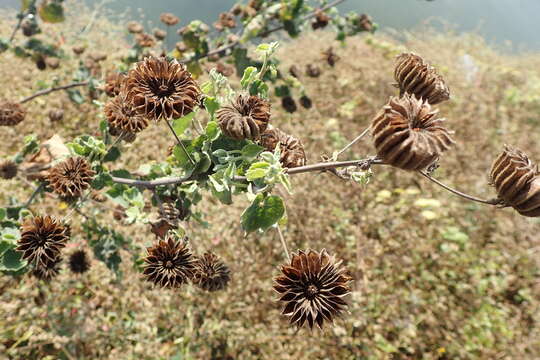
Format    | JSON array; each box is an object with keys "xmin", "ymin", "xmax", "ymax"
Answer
[
  {"xmin": 241, "ymin": 143, "xmax": 264, "ymax": 162},
  {"xmin": 241, "ymin": 194, "xmax": 285, "ymax": 233},
  {"xmin": 0, "ymin": 248, "xmax": 26, "ymax": 271},
  {"xmin": 246, "ymin": 162, "xmax": 270, "ymax": 181},
  {"xmin": 173, "ymin": 112, "xmax": 195, "ymax": 136}
]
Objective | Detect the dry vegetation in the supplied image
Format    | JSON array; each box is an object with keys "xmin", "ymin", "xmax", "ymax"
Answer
[{"xmin": 1, "ymin": 3, "xmax": 540, "ymax": 359}]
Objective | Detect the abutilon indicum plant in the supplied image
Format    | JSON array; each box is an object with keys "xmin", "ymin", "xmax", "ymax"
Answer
[{"xmin": 1, "ymin": 0, "xmax": 538, "ymax": 332}]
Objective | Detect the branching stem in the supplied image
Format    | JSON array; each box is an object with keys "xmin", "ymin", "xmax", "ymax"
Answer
[
  {"xmin": 335, "ymin": 127, "xmax": 370, "ymax": 158},
  {"xmin": 20, "ymin": 81, "xmax": 89, "ymax": 104}
]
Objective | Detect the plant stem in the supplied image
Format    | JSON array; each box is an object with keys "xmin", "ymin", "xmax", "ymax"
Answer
[
  {"xmin": 20, "ymin": 81, "xmax": 89, "ymax": 104},
  {"xmin": 335, "ymin": 127, "xmax": 370, "ymax": 158},
  {"xmin": 165, "ymin": 120, "xmax": 195, "ymax": 165},
  {"xmin": 276, "ymin": 226, "xmax": 290, "ymax": 262},
  {"xmin": 418, "ymin": 170, "xmax": 500, "ymax": 205},
  {"xmin": 23, "ymin": 182, "xmax": 43, "ymax": 208},
  {"xmin": 8, "ymin": 15, "xmax": 23, "ymax": 43}
]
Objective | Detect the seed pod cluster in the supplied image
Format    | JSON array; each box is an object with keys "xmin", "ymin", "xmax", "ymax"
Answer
[
  {"xmin": 371, "ymin": 94, "xmax": 454, "ymax": 171},
  {"xmin": 490, "ymin": 146, "xmax": 540, "ymax": 217}
]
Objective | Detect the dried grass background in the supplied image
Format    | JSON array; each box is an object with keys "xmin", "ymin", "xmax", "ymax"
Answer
[{"xmin": 1, "ymin": 2, "xmax": 540, "ymax": 359}]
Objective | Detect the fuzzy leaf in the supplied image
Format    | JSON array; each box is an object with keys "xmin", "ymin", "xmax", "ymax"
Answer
[{"xmin": 241, "ymin": 194, "xmax": 285, "ymax": 233}]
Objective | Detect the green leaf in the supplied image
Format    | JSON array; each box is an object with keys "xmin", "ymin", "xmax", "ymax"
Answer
[
  {"xmin": 203, "ymin": 97, "xmax": 220, "ymax": 119},
  {"xmin": 240, "ymin": 66, "xmax": 258, "ymax": 89},
  {"xmin": 205, "ymin": 121, "xmax": 220, "ymax": 141},
  {"xmin": 0, "ymin": 208, "xmax": 6, "ymax": 221},
  {"xmin": 246, "ymin": 162, "xmax": 270, "ymax": 181},
  {"xmin": 172, "ymin": 112, "xmax": 195, "ymax": 136},
  {"xmin": 91, "ymin": 172, "xmax": 113, "ymax": 190},
  {"xmin": 103, "ymin": 146, "xmax": 121, "ymax": 162},
  {"xmin": 67, "ymin": 89, "xmax": 85, "ymax": 104},
  {"xmin": 173, "ymin": 142, "xmax": 196, "ymax": 168},
  {"xmin": 0, "ymin": 248, "xmax": 26, "ymax": 271},
  {"xmin": 38, "ymin": 2, "xmax": 65, "ymax": 23},
  {"xmin": 232, "ymin": 48, "xmax": 255, "ymax": 77},
  {"xmin": 241, "ymin": 143, "xmax": 264, "ymax": 162},
  {"xmin": 241, "ymin": 194, "xmax": 285, "ymax": 233}
]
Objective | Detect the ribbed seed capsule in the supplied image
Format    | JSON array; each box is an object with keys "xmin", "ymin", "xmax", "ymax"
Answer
[
  {"xmin": 217, "ymin": 94, "xmax": 270, "ymax": 140},
  {"xmin": 490, "ymin": 145, "xmax": 540, "ymax": 217},
  {"xmin": 394, "ymin": 53, "xmax": 450, "ymax": 105},
  {"xmin": 371, "ymin": 94, "xmax": 454, "ymax": 171},
  {"xmin": 258, "ymin": 127, "xmax": 307, "ymax": 168}
]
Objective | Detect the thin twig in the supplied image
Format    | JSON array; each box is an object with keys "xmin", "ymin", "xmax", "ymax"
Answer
[
  {"xmin": 111, "ymin": 174, "xmax": 194, "ymax": 189},
  {"xmin": 276, "ymin": 226, "xmax": 290, "ymax": 262},
  {"xmin": 8, "ymin": 15, "xmax": 23, "ymax": 43},
  {"xmin": 181, "ymin": 0, "xmax": 346, "ymax": 64},
  {"xmin": 23, "ymin": 182, "xmax": 43, "ymax": 208},
  {"xmin": 165, "ymin": 120, "xmax": 195, "ymax": 165},
  {"xmin": 335, "ymin": 127, "xmax": 370, "ymax": 158},
  {"xmin": 20, "ymin": 81, "xmax": 89, "ymax": 104},
  {"xmin": 418, "ymin": 170, "xmax": 500, "ymax": 205}
]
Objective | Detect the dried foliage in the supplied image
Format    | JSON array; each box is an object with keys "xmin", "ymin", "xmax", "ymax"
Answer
[
  {"xmin": 193, "ymin": 252, "xmax": 231, "ymax": 292},
  {"xmin": 371, "ymin": 94, "xmax": 454, "ymax": 170},
  {"xmin": 47, "ymin": 157, "xmax": 95, "ymax": 198},
  {"xmin": 217, "ymin": 94, "xmax": 271, "ymax": 140}
]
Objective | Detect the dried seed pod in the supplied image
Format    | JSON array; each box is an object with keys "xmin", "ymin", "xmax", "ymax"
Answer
[
  {"xmin": 281, "ymin": 96, "xmax": 297, "ymax": 113},
  {"xmin": 305, "ymin": 64, "xmax": 321, "ymax": 78},
  {"xmin": 273, "ymin": 249, "xmax": 352, "ymax": 330},
  {"xmin": 289, "ymin": 65, "xmax": 301, "ymax": 78},
  {"xmin": 90, "ymin": 190, "xmax": 106, "ymax": 203},
  {"xmin": 113, "ymin": 204, "xmax": 126, "ymax": 222},
  {"xmin": 175, "ymin": 41, "xmax": 188, "ymax": 53},
  {"xmin": 103, "ymin": 72, "xmax": 126, "ymax": 97},
  {"xmin": 193, "ymin": 252, "xmax": 231, "ymax": 292},
  {"xmin": 143, "ymin": 234, "xmax": 195, "ymax": 288},
  {"xmin": 0, "ymin": 101, "xmax": 26, "ymax": 126},
  {"xmin": 127, "ymin": 21, "xmax": 144, "ymax": 34},
  {"xmin": 47, "ymin": 157, "xmax": 95, "ymax": 199},
  {"xmin": 45, "ymin": 57, "xmax": 60, "ymax": 69},
  {"xmin": 213, "ymin": 12, "xmax": 236, "ymax": 31},
  {"xmin": 0, "ymin": 160, "xmax": 17, "ymax": 179},
  {"xmin": 153, "ymin": 29, "xmax": 167, "ymax": 40},
  {"xmin": 394, "ymin": 53, "xmax": 450, "ymax": 105},
  {"xmin": 214, "ymin": 62, "xmax": 234, "ymax": 77},
  {"xmin": 16, "ymin": 216, "xmax": 69, "ymax": 267},
  {"xmin": 35, "ymin": 55, "xmax": 46, "ymax": 70},
  {"xmin": 72, "ymin": 45, "xmax": 86, "ymax": 55},
  {"xmin": 69, "ymin": 250, "xmax": 91, "ymax": 274},
  {"xmin": 32, "ymin": 257, "xmax": 62, "ymax": 281},
  {"xmin": 122, "ymin": 131, "xmax": 137, "ymax": 143},
  {"xmin": 322, "ymin": 47, "xmax": 339, "ymax": 67},
  {"xmin": 89, "ymin": 52, "xmax": 107, "ymax": 62},
  {"xmin": 104, "ymin": 91, "xmax": 149, "ymax": 133},
  {"xmin": 217, "ymin": 94, "xmax": 270, "ymax": 140},
  {"xmin": 355, "ymin": 14, "xmax": 374, "ymax": 32},
  {"xmin": 126, "ymin": 57, "xmax": 201, "ymax": 121},
  {"xmin": 160, "ymin": 13, "xmax": 180, "ymax": 26},
  {"xmin": 312, "ymin": 9, "xmax": 330, "ymax": 30},
  {"xmin": 490, "ymin": 145, "xmax": 540, "ymax": 217},
  {"xmin": 135, "ymin": 33, "xmax": 156, "ymax": 48},
  {"xmin": 159, "ymin": 202, "xmax": 181, "ymax": 227},
  {"xmin": 48, "ymin": 108, "xmax": 64, "ymax": 122},
  {"xmin": 371, "ymin": 94, "xmax": 454, "ymax": 171},
  {"xmin": 299, "ymin": 95, "xmax": 312, "ymax": 109},
  {"xmin": 259, "ymin": 127, "xmax": 306, "ymax": 168}
]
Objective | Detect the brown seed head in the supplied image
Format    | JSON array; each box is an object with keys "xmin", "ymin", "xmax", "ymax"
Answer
[
  {"xmin": 32, "ymin": 257, "xmax": 62, "ymax": 281},
  {"xmin": 217, "ymin": 94, "xmax": 270, "ymax": 140},
  {"xmin": 273, "ymin": 249, "xmax": 352, "ymax": 330},
  {"xmin": 48, "ymin": 108, "xmax": 64, "ymax": 122},
  {"xmin": 394, "ymin": 53, "xmax": 450, "ymax": 105},
  {"xmin": 126, "ymin": 57, "xmax": 201, "ymax": 121},
  {"xmin": 193, "ymin": 252, "xmax": 231, "ymax": 292},
  {"xmin": 135, "ymin": 33, "xmax": 156, "ymax": 48},
  {"xmin": 103, "ymin": 72, "xmax": 126, "ymax": 97},
  {"xmin": 153, "ymin": 29, "xmax": 167, "ymax": 40},
  {"xmin": 127, "ymin": 21, "xmax": 144, "ymax": 34},
  {"xmin": 490, "ymin": 145, "xmax": 540, "ymax": 217},
  {"xmin": 371, "ymin": 94, "xmax": 454, "ymax": 171},
  {"xmin": 16, "ymin": 216, "xmax": 69, "ymax": 267},
  {"xmin": 0, "ymin": 101, "xmax": 26, "ymax": 126},
  {"xmin": 305, "ymin": 64, "xmax": 321, "ymax": 78},
  {"xmin": 72, "ymin": 45, "xmax": 86, "ymax": 55},
  {"xmin": 281, "ymin": 96, "xmax": 297, "ymax": 113},
  {"xmin": 259, "ymin": 127, "xmax": 306, "ymax": 168},
  {"xmin": 160, "ymin": 13, "xmax": 180, "ymax": 26},
  {"xmin": 47, "ymin": 157, "xmax": 95, "ymax": 199},
  {"xmin": 104, "ymin": 91, "xmax": 149, "ymax": 134},
  {"xmin": 312, "ymin": 9, "xmax": 330, "ymax": 30},
  {"xmin": 69, "ymin": 249, "xmax": 91, "ymax": 274},
  {"xmin": 143, "ymin": 234, "xmax": 195, "ymax": 288},
  {"xmin": 214, "ymin": 12, "xmax": 236, "ymax": 31},
  {"xmin": 0, "ymin": 160, "xmax": 17, "ymax": 179}
]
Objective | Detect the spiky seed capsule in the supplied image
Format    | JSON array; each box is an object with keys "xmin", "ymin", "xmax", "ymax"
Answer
[
  {"xmin": 281, "ymin": 96, "xmax": 297, "ymax": 113},
  {"xmin": 127, "ymin": 21, "xmax": 144, "ymax": 34},
  {"xmin": 16, "ymin": 216, "xmax": 69, "ymax": 267},
  {"xmin": 103, "ymin": 72, "xmax": 126, "ymax": 97},
  {"xmin": 193, "ymin": 252, "xmax": 231, "ymax": 292},
  {"xmin": 143, "ymin": 234, "xmax": 195, "ymax": 288},
  {"xmin": 0, "ymin": 101, "xmax": 26, "ymax": 126},
  {"xmin": 32, "ymin": 257, "xmax": 62, "ymax": 281},
  {"xmin": 273, "ymin": 249, "xmax": 352, "ymax": 330},
  {"xmin": 153, "ymin": 29, "xmax": 167, "ymax": 40},
  {"xmin": 160, "ymin": 13, "xmax": 179, "ymax": 26},
  {"xmin": 217, "ymin": 94, "xmax": 271, "ymax": 140},
  {"xmin": 394, "ymin": 53, "xmax": 450, "ymax": 105},
  {"xmin": 69, "ymin": 250, "xmax": 91, "ymax": 274},
  {"xmin": 0, "ymin": 160, "xmax": 17, "ymax": 179},
  {"xmin": 490, "ymin": 145, "xmax": 540, "ymax": 217},
  {"xmin": 104, "ymin": 91, "xmax": 149, "ymax": 134},
  {"xmin": 126, "ymin": 57, "xmax": 201, "ymax": 121},
  {"xmin": 259, "ymin": 127, "xmax": 307, "ymax": 168},
  {"xmin": 371, "ymin": 94, "xmax": 454, "ymax": 171},
  {"xmin": 47, "ymin": 157, "xmax": 95, "ymax": 199},
  {"xmin": 135, "ymin": 33, "xmax": 156, "ymax": 48}
]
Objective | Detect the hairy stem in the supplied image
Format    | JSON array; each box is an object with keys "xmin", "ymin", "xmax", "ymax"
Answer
[
  {"xmin": 165, "ymin": 120, "xmax": 195, "ymax": 165},
  {"xmin": 276, "ymin": 226, "xmax": 290, "ymax": 262},
  {"xmin": 20, "ymin": 81, "xmax": 89, "ymax": 104},
  {"xmin": 418, "ymin": 170, "xmax": 500, "ymax": 205}
]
